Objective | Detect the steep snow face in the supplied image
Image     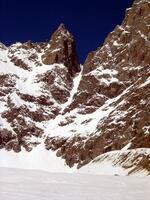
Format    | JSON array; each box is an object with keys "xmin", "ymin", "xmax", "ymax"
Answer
[
  {"xmin": 0, "ymin": 45, "xmax": 71, "ymax": 98},
  {"xmin": 0, "ymin": 144, "xmax": 75, "ymax": 173},
  {"xmin": 0, "ymin": 168, "xmax": 150, "ymax": 200},
  {"xmin": 0, "ymin": 41, "xmax": 78, "ymax": 151},
  {"xmin": 44, "ymin": 85, "xmax": 133, "ymax": 137},
  {"xmin": 61, "ymin": 65, "xmax": 83, "ymax": 112}
]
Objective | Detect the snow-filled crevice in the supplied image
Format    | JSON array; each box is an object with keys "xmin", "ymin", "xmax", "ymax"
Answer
[{"xmin": 61, "ymin": 65, "xmax": 83, "ymax": 113}]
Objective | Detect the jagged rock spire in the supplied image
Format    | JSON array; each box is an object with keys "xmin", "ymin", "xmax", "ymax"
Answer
[
  {"xmin": 57, "ymin": 23, "xmax": 67, "ymax": 31},
  {"xmin": 42, "ymin": 23, "xmax": 80, "ymax": 76}
]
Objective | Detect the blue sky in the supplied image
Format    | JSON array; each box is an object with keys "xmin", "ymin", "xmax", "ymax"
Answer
[{"xmin": 0, "ymin": 0, "xmax": 133, "ymax": 62}]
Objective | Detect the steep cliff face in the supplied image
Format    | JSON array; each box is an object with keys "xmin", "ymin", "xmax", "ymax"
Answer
[
  {"xmin": 43, "ymin": 0, "xmax": 150, "ymax": 169},
  {"xmin": 66, "ymin": 0, "xmax": 150, "ymax": 113},
  {"xmin": 42, "ymin": 23, "xmax": 80, "ymax": 76},
  {"xmin": 0, "ymin": 0, "xmax": 149, "ymax": 175}
]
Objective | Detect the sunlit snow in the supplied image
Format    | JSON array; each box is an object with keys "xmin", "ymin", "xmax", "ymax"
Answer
[{"xmin": 0, "ymin": 168, "xmax": 150, "ymax": 200}]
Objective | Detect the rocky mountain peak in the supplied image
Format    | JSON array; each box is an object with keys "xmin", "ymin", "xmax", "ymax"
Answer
[
  {"xmin": 42, "ymin": 23, "xmax": 80, "ymax": 76},
  {"xmin": 0, "ymin": 0, "xmax": 150, "ymax": 175},
  {"xmin": 49, "ymin": 23, "xmax": 73, "ymax": 43},
  {"xmin": 56, "ymin": 23, "xmax": 70, "ymax": 36}
]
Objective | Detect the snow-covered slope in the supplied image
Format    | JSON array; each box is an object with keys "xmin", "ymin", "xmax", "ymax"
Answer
[
  {"xmin": 0, "ymin": 144, "xmax": 75, "ymax": 173},
  {"xmin": 0, "ymin": 167, "xmax": 150, "ymax": 200},
  {"xmin": 78, "ymin": 148, "xmax": 150, "ymax": 176}
]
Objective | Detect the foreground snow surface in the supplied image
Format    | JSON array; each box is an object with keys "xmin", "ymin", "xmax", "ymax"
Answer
[{"xmin": 0, "ymin": 168, "xmax": 150, "ymax": 200}]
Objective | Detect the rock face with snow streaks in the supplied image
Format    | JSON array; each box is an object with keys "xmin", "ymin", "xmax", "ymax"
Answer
[
  {"xmin": 43, "ymin": 0, "xmax": 150, "ymax": 168},
  {"xmin": 0, "ymin": 24, "xmax": 80, "ymax": 152},
  {"xmin": 0, "ymin": 0, "xmax": 150, "ymax": 174}
]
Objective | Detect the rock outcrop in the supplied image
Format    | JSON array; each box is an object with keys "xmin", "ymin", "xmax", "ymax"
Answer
[{"xmin": 42, "ymin": 23, "xmax": 80, "ymax": 76}]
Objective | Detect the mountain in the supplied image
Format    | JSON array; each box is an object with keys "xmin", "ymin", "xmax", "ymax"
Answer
[{"xmin": 0, "ymin": 0, "xmax": 149, "ymax": 175}]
